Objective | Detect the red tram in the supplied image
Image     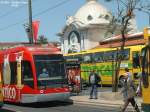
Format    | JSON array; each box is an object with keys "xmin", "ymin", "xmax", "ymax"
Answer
[{"xmin": 0, "ymin": 45, "xmax": 70, "ymax": 103}]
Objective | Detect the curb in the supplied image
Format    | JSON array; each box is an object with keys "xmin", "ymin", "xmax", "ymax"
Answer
[
  {"xmin": 72, "ymin": 100, "xmax": 123, "ymax": 107},
  {"xmin": 72, "ymin": 99, "xmax": 142, "ymax": 110},
  {"xmin": 70, "ymin": 95, "xmax": 142, "ymax": 108}
]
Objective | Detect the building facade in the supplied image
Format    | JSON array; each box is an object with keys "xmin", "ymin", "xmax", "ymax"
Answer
[
  {"xmin": 58, "ymin": 0, "xmax": 115, "ymax": 54},
  {"xmin": 58, "ymin": 0, "xmax": 138, "ymax": 54}
]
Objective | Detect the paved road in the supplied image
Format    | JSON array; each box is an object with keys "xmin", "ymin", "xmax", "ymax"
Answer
[
  {"xmin": 0, "ymin": 87, "xmax": 137, "ymax": 112},
  {"xmin": 0, "ymin": 101, "xmax": 136, "ymax": 112},
  {"xmin": 0, "ymin": 102, "xmax": 117, "ymax": 112}
]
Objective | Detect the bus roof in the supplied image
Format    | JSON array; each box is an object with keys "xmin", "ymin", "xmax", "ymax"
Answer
[{"xmin": 64, "ymin": 45, "xmax": 144, "ymax": 56}]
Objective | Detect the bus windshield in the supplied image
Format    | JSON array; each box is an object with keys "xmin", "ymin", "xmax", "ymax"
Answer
[{"xmin": 34, "ymin": 54, "xmax": 67, "ymax": 89}]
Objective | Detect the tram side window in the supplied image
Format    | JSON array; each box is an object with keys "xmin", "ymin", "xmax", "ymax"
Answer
[
  {"xmin": 2, "ymin": 61, "xmax": 12, "ymax": 85},
  {"xmin": 10, "ymin": 62, "xmax": 17, "ymax": 84},
  {"xmin": 22, "ymin": 61, "xmax": 34, "ymax": 88},
  {"xmin": 132, "ymin": 51, "xmax": 140, "ymax": 68}
]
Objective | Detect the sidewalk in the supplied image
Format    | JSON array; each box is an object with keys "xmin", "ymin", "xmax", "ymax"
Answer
[{"xmin": 70, "ymin": 91, "xmax": 142, "ymax": 108}]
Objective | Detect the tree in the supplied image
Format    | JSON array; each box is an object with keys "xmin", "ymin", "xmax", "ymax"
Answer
[
  {"xmin": 104, "ymin": 0, "xmax": 149, "ymax": 92},
  {"xmin": 37, "ymin": 35, "xmax": 48, "ymax": 44}
]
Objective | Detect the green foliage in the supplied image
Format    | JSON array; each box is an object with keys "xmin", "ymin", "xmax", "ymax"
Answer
[{"xmin": 37, "ymin": 35, "xmax": 48, "ymax": 44}]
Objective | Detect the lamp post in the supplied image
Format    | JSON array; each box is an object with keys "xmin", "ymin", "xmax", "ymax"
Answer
[{"xmin": 28, "ymin": 0, "xmax": 33, "ymax": 44}]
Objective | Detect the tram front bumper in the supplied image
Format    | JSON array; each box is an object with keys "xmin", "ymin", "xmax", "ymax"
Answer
[{"xmin": 21, "ymin": 92, "xmax": 70, "ymax": 103}]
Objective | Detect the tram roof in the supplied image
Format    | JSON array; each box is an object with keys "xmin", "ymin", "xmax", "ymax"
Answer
[{"xmin": 0, "ymin": 45, "xmax": 61, "ymax": 55}]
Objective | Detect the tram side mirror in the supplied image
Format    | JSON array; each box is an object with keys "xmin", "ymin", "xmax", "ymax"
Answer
[{"xmin": 142, "ymin": 71, "xmax": 149, "ymax": 88}]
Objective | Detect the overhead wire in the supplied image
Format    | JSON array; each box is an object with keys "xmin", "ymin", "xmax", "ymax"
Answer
[
  {"xmin": 0, "ymin": 0, "xmax": 73, "ymax": 32},
  {"xmin": 0, "ymin": 5, "xmax": 25, "ymax": 19},
  {"xmin": 0, "ymin": 0, "xmax": 39, "ymax": 19},
  {"xmin": 33, "ymin": 0, "xmax": 73, "ymax": 17}
]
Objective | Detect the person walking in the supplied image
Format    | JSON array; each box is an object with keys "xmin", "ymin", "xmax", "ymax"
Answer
[
  {"xmin": 120, "ymin": 68, "xmax": 140, "ymax": 112},
  {"xmin": 89, "ymin": 70, "xmax": 100, "ymax": 99},
  {"xmin": 136, "ymin": 72, "xmax": 142, "ymax": 97}
]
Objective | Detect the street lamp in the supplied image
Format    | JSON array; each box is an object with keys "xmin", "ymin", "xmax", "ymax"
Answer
[{"xmin": 28, "ymin": 0, "xmax": 33, "ymax": 44}]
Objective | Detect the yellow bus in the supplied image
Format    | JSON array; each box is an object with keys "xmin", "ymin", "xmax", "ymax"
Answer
[
  {"xmin": 64, "ymin": 45, "xmax": 144, "ymax": 86},
  {"xmin": 0, "ymin": 71, "xmax": 3, "ymax": 108},
  {"xmin": 141, "ymin": 27, "xmax": 150, "ymax": 111}
]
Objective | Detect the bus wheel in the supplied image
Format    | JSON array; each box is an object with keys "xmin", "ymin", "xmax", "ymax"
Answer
[{"xmin": 119, "ymin": 76, "xmax": 125, "ymax": 87}]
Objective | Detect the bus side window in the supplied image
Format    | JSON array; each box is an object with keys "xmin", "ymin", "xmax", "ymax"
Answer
[
  {"xmin": 93, "ymin": 52, "xmax": 103, "ymax": 62},
  {"xmin": 104, "ymin": 51, "xmax": 114, "ymax": 61},
  {"xmin": 103, "ymin": 52, "xmax": 107, "ymax": 61},
  {"xmin": 132, "ymin": 51, "xmax": 140, "ymax": 68},
  {"xmin": 83, "ymin": 54, "xmax": 92, "ymax": 63},
  {"xmin": 119, "ymin": 49, "xmax": 129, "ymax": 60},
  {"xmin": 22, "ymin": 61, "xmax": 34, "ymax": 88}
]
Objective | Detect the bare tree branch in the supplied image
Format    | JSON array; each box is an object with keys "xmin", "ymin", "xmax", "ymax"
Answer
[{"xmin": 104, "ymin": 0, "xmax": 143, "ymax": 92}]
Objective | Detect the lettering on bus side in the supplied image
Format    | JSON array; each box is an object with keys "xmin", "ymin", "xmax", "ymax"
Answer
[
  {"xmin": 2, "ymin": 86, "xmax": 17, "ymax": 100},
  {"xmin": 81, "ymin": 65, "xmax": 113, "ymax": 76}
]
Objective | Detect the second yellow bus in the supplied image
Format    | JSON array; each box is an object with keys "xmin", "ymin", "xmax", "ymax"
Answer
[{"xmin": 64, "ymin": 45, "xmax": 144, "ymax": 85}]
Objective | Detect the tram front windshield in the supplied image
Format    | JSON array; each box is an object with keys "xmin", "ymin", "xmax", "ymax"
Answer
[{"xmin": 34, "ymin": 54, "xmax": 67, "ymax": 89}]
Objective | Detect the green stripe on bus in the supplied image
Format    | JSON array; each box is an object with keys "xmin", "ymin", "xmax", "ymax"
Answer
[{"xmin": 81, "ymin": 62, "xmax": 133, "ymax": 80}]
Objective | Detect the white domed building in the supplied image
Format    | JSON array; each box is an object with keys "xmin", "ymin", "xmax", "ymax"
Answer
[{"xmin": 58, "ymin": 0, "xmax": 137, "ymax": 54}]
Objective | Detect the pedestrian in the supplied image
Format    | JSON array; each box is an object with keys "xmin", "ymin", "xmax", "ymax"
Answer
[
  {"xmin": 89, "ymin": 70, "xmax": 100, "ymax": 99},
  {"xmin": 120, "ymin": 68, "xmax": 140, "ymax": 112},
  {"xmin": 124, "ymin": 68, "xmax": 132, "ymax": 79},
  {"xmin": 136, "ymin": 72, "xmax": 142, "ymax": 97},
  {"xmin": 38, "ymin": 68, "xmax": 49, "ymax": 86},
  {"xmin": 39, "ymin": 68, "xmax": 49, "ymax": 78}
]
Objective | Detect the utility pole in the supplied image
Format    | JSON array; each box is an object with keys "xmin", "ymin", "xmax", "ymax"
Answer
[{"xmin": 28, "ymin": 0, "xmax": 33, "ymax": 44}]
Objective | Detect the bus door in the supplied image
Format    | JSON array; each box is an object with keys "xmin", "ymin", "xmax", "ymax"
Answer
[
  {"xmin": 141, "ymin": 46, "xmax": 150, "ymax": 111},
  {"xmin": 132, "ymin": 51, "xmax": 141, "ymax": 80}
]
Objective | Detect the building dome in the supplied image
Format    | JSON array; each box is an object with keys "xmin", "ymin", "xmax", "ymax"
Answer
[{"xmin": 74, "ymin": 0, "xmax": 112, "ymax": 25}]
